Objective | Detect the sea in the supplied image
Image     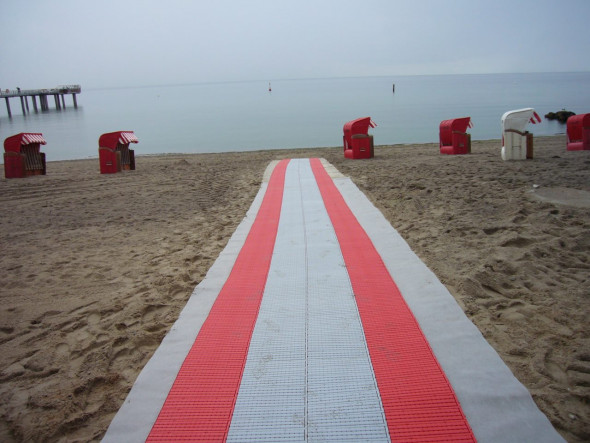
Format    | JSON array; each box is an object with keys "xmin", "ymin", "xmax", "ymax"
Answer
[{"xmin": 1, "ymin": 72, "xmax": 589, "ymax": 162}]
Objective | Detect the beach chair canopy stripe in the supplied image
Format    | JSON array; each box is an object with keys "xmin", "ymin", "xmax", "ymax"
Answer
[
  {"xmin": 21, "ymin": 133, "xmax": 47, "ymax": 145},
  {"xmin": 119, "ymin": 132, "xmax": 139, "ymax": 144}
]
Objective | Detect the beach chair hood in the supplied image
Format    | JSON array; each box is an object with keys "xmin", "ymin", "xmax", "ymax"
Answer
[
  {"xmin": 4, "ymin": 133, "xmax": 47, "ymax": 153},
  {"xmin": 440, "ymin": 117, "xmax": 472, "ymax": 140},
  {"xmin": 98, "ymin": 131, "xmax": 139, "ymax": 149},
  {"xmin": 343, "ymin": 117, "xmax": 376, "ymax": 136},
  {"xmin": 501, "ymin": 108, "xmax": 541, "ymax": 133}
]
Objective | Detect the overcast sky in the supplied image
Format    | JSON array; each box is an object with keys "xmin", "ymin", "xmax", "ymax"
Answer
[{"xmin": 2, "ymin": 0, "xmax": 589, "ymax": 89}]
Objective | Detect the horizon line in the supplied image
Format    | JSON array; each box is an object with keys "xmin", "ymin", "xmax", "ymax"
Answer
[{"xmin": 83, "ymin": 70, "xmax": 590, "ymax": 92}]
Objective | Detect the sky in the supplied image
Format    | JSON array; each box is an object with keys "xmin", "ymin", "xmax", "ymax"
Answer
[{"xmin": 2, "ymin": 0, "xmax": 589, "ymax": 89}]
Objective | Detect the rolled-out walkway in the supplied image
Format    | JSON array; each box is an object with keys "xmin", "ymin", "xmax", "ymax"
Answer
[{"xmin": 103, "ymin": 158, "xmax": 563, "ymax": 442}]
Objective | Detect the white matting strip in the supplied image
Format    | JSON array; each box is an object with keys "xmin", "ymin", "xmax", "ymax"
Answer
[
  {"xmin": 301, "ymin": 159, "xmax": 388, "ymax": 442},
  {"xmin": 226, "ymin": 160, "xmax": 307, "ymax": 441}
]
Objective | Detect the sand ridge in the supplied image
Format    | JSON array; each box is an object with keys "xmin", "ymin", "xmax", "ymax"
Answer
[{"xmin": 0, "ymin": 136, "xmax": 588, "ymax": 441}]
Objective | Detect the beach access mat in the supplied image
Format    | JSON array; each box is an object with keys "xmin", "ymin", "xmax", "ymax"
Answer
[{"xmin": 103, "ymin": 158, "xmax": 564, "ymax": 442}]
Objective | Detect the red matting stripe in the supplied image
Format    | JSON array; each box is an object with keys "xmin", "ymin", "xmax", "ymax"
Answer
[
  {"xmin": 147, "ymin": 159, "xmax": 290, "ymax": 442},
  {"xmin": 310, "ymin": 158, "xmax": 476, "ymax": 442}
]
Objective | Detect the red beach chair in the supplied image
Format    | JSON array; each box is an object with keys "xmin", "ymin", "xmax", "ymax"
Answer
[
  {"xmin": 98, "ymin": 131, "xmax": 139, "ymax": 174},
  {"xmin": 566, "ymin": 113, "xmax": 590, "ymax": 151},
  {"xmin": 439, "ymin": 117, "xmax": 472, "ymax": 155},
  {"xmin": 3, "ymin": 132, "xmax": 47, "ymax": 178},
  {"xmin": 343, "ymin": 117, "xmax": 376, "ymax": 159}
]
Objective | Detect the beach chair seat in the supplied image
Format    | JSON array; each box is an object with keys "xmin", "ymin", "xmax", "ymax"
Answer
[
  {"xmin": 22, "ymin": 145, "xmax": 45, "ymax": 173},
  {"xmin": 115, "ymin": 144, "xmax": 135, "ymax": 170},
  {"xmin": 344, "ymin": 134, "xmax": 374, "ymax": 159}
]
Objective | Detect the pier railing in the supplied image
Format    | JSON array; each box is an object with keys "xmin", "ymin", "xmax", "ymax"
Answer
[{"xmin": 0, "ymin": 85, "xmax": 81, "ymax": 98}]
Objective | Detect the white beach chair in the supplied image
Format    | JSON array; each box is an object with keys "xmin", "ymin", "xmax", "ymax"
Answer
[{"xmin": 501, "ymin": 108, "xmax": 541, "ymax": 160}]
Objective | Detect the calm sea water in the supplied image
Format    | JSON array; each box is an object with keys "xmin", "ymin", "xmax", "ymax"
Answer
[{"xmin": 1, "ymin": 72, "xmax": 589, "ymax": 162}]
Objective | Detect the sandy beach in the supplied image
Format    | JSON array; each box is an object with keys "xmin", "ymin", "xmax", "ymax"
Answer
[{"xmin": 0, "ymin": 135, "xmax": 588, "ymax": 442}]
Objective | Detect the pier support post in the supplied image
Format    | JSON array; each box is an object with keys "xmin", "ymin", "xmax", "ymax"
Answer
[
  {"xmin": 53, "ymin": 94, "xmax": 60, "ymax": 110},
  {"xmin": 24, "ymin": 96, "xmax": 30, "ymax": 113},
  {"xmin": 72, "ymin": 93, "xmax": 78, "ymax": 108},
  {"xmin": 61, "ymin": 94, "xmax": 66, "ymax": 108},
  {"xmin": 5, "ymin": 97, "xmax": 12, "ymax": 117},
  {"xmin": 20, "ymin": 96, "xmax": 26, "ymax": 114},
  {"xmin": 32, "ymin": 95, "xmax": 38, "ymax": 112}
]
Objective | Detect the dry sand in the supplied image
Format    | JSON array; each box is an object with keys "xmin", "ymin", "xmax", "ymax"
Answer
[{"xmin": 0, "ymin": 136, "xmax": 588, "ymax": 442}]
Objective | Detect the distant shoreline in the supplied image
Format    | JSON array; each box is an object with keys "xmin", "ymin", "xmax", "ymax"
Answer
[{"xmin": 34, "ymin": 134, "xmax": 562, "ymax": 164}]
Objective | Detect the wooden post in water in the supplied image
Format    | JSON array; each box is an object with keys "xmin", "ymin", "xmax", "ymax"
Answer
[
  {"xmin": 72, "ymin": 93, "xmax": 78, "ymax": 108},
  {"xmin": 20, "ymin": 96, "xmax": 26, "ymax": 114},
  {"xmin": 61, "ymin": 94, "xmax": 66, "ymax": 108},
  {"xmin": 53, "ymin": 94, "xmax": 60, "ymax": 109},
  {"xmin": 5, "ymin": 97, "xmax": 12, "ymax": 117},
  {"xmin": 32, "ymin": 95, "xmax": 38, "ymax": 112},
  {"xmin": 24, "ymin": 96, "xmax": 30, "ymax": 113}
]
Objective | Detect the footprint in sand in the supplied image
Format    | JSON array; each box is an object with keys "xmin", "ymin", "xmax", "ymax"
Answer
[
  {"xmin": 540, "ymin": 349, "xmax": 569, "ymax": 385},
  {"xmin": 55, "ymin": 343, "xmax": 70, "ymax": 358},
  {"xmin": 87, "ymin": 312, "xmax": 101, "ymax": 326},
  {"xmin": 500, "ymin": 235, "xmax": 535, "ymax": 248},
  {"xmin": 566, "ymin": 353, "xmax": 590, "ymax": 387},
  {"xmin": 141, "ymin": 304, "xmax": 167, "ymax": 324}
]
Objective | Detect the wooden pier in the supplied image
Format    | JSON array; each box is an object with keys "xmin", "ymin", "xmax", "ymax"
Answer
[{"xmin": 0, "ymin": 85, "xmax": 81, "ymax": 117}]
